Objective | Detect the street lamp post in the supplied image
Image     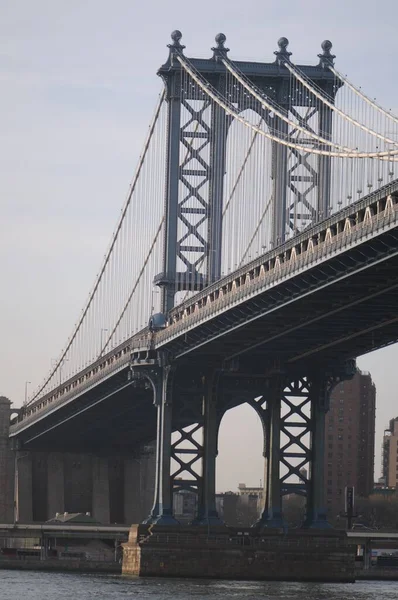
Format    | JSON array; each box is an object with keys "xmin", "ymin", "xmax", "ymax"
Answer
[
  {"xmin": 59, "ymin": 359, "xmax": 69, "ymax": 385},
  {"xmin": 52, "ymin": 359, "xmax": 69, "ymax": 386},
  {"xmin": 101, "ymin": 328, "xmax": 108, "ymax": 356},
  {"xmin": 24, "ymin": 381, "xmax": 31, "ymax": 406}
]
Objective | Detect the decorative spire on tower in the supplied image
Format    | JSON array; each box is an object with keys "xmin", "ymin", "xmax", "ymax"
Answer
[
  {"xmin": 318, "ymin": 40, "xmax": 335, "ymax": 68},
  {"xmin": 168, "ymin": 30, "xmax": 185, "ymax": 55},
  {"xmin": 212, "ymin": 33, "xmax": 229, "ymax": 61},
  {"xmin": 274, "ymin": 37, "xmax": 292, "ymax": 65}
]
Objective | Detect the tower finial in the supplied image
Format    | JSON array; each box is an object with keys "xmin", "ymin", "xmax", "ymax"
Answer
[
  {"xmin": 274, "ymin": 37, "xmax": 292, "ymax": 65},
  {"xmin": 318, "ymin": 40, "xmax": 335, "ymax": 68},
  {"xmin": 168, "ymin": 30, "xmax": 185, "ymax": 54},
  {"xmin": 212, "ymin": 33, "xmax": 229, "ymax": 61}
]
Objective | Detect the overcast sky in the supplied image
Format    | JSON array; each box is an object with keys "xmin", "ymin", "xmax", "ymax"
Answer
[{"xmin": 1, "ymin": 0, "xmax": 397, "ymax": 492}]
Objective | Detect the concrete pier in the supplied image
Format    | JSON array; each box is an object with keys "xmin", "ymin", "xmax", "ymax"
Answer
[
  {"xmin": 122, "ymin": 524, "xmax": 356, "ymax": 582},
  {"xmin": 0, "ymin": 398, "xmax": 14, "ymax": 523}
]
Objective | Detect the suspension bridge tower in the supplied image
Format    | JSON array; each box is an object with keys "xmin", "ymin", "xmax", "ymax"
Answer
[
  {"xmin": 124, "ymin": 31, "xmax": 356, "ymax": 582},
  {"xmin": 155, "ymin": 31, "xmax": 341, "ymax": 313}
]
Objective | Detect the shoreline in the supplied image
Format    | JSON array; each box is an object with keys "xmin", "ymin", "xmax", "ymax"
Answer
[
  {"xmin": 0, "ymin": 558, "xmax": 121, "ymax": 574},
  {"xmin": 2, "ymin": 560, "xmax": 398, "ymax": 582}
]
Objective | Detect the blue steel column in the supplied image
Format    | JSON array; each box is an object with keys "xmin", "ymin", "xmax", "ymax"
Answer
[
  {"xmin": 304, "ymin": 376, "xmax": 330, "ymax": 528},
  {"xmin": 141, "ymin": 365, "xmax": 178, "ymax": 525},
  {"xmin": 207, "ymin": 35, "xmax": 229, "ymax": 284},
  {"xmin": 154, "ymin": 366, "xmax": 179, "ymax": 525},
  {"xmin": 197, "ymin": 372, "xmax": 222, "ymax": 525},
  {"xmin": 257, "ymin": 379, "xmax": 284, "ymax": 528},
  {"xmin": 318, "ymin": 105, "xmax": 333, "ymax": 220},
  {"xmin": 318, "ymin": 41, "xmax": 336, "ymax": 221},
  {"xmin": 271, "ymin": 117, "xmax": 289, "ymax": 247},
  {"xmin": 271, "ymin": 39, "xmax": 290, "ymax": 247},
  {"xmin": 143, "ymin": 374, "xmax": 163, "ymax": 523},
  {"xmin": 160, "ymin": 34, "xmax": 183, "ymax": 314},
  {"xmin": 207, "ymin": 101, "xmax": 227, "ymax": 284}
]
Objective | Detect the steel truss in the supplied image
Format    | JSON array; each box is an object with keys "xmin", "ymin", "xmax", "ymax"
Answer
[{"xmin": 157, "ymin": 35, "xmax": 339, "ymax": 311}]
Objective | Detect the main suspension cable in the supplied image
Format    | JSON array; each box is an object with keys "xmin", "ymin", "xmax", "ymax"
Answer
[
  {"xmin": 222, "ymin": 57, "xmax": 350, "ymax": 152},
  {"xmin": 284, "ymin": 61, "xmax": 398, "ymax": 148},
  {"xmin": 176, "ymin": 54, "xmax": 398, "ymax": 160},
  {"xmin": 27, "ymin": 90, "xmax": 166, "ymax": 406},
  {"xmin": 328, "ymin": 65, "xmax": 398, "ymax": 127}
]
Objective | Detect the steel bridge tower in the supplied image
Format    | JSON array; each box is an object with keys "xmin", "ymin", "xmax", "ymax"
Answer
[
  {"xmin": 155, "ymin": 31, "xmax": 340, "ymax": 314},
  {"xmin": 138, "ymin": 32, "xmax": 354, "ymax": 529}
]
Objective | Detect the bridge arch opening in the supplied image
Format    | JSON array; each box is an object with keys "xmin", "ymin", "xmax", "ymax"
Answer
[{"xmin": 216, "ymin": 400, "xmax": 266, "ymax": 526}]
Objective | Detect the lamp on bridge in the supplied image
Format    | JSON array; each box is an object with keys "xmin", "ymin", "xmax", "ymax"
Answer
[
  {"xmin": 100, "ymin": 328, "xmax": 109, "ymax": 355},
  {"xmin": 24, "ymin": 381, "xmax": 31, "ymax": 406}
]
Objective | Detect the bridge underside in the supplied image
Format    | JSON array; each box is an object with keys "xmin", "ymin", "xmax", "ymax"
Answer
[
  {"xmin": 12, "ymin": 367, "xmax": 257, "ymax": 453},
  {"xmin": 11, "ymin": 227, "xmax": 398, "ymax": 452},
  {"xmin": 12, "ymin": 370, "xmax": 156, "ymax": 452},
  {"xmin": 162, "ymin": 228, "xmax": 398, "ymax": 371}
]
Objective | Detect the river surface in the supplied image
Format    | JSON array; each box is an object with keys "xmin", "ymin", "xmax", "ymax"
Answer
[{"xmin": 0, "ymin": 571, "xmax": 397, "ymax": 600}]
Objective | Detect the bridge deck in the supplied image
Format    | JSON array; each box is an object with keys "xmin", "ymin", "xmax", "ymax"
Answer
[{"xmin": 10, "ymin": 181, "xmax": 398, "ymax": 450}]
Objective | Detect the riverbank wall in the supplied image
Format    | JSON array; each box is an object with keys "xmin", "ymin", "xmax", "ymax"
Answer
[
  {"xmin": 123, "ymin": 525, "xmax": 355, "ymax": 582},
  {"xmin": 0, "ymin": 558, "xmax": 121, "ymax": 574}
]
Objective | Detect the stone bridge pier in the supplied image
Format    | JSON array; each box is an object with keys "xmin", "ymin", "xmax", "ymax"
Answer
[
  {"xmin": 0, "ymin": 397, "xmax": 156, "ymax": 525},
  {"xmin": 122, "ymin": 358, "xmax": 357, "ymax": 581}
]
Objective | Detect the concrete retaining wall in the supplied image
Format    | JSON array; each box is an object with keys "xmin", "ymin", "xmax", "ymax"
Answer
[
  {"xmin": 0, "ymin": 558, "xmax": 121, "ymax": 573},
  {"xmin": 123, "ymin": 525, "xmax": 356, "ymax": 582}
]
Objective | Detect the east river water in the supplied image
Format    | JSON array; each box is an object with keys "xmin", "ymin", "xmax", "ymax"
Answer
[{"xmin": 0, "ymin": 571, "xmax": 397, "ymax": 600}]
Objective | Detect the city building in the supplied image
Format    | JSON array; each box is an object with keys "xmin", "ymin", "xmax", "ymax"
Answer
[
  {"xmin": 173, "ymin": 488, "xmax": 197, "ymax": 522},
  {"xmin": 215, "ymin": 492, "xmax": 239, "ymax": 526},
  {"xmin": 382, "ymin": 417, "xmax": 398, "ymax": 488},
  {"xmin": 324, "ymin": 369, "xmax": 376, "ymax": 520}
]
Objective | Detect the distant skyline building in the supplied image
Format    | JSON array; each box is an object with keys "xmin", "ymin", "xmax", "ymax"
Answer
[
  {"xmin": 324, "ymin": 369, "xmax": 376, "ymax": 519},
  {"xmin": 382, "ymin": 417, "xmax": 398, "ymax": 488}
]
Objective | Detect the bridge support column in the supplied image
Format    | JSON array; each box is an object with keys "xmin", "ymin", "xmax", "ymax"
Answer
[
  {"xmin": 196, "ymin": 372, "xmax": 222, "ymax": 525},
  {"xmin": 47, "ymin": 453, "xmax": 65, "ymax": 519},
  {"xmin": 15, "ymin": 451, "xmax": 33, "ymax": 522},
  {"xmin": 271, "ymin": 117, "xmax": 288, "ymax": 246},
  {"xmin": 257, "ymin": 379, "xmax": 284, "ymax": 528},
  {"xmin": 124, "ymin": 457, "xmax": 142, "ymax": 524},
  {"xmin": 0, "ymin": 397, "xmax": 15, "ymax": 523},
  {"xmin": 303, "ymin": 375, "xmax": 330, "ymax": 529},
  {"xmin": 318, "ymin": 105, "xmax": 333, "ymax": 219},
  {"xmin": 92, "ymin": 456, "xmax": 110, "ymax": 524},
  {"xmin": 144, "ymin": 366, "xmax": 179, "ymax": 525}
]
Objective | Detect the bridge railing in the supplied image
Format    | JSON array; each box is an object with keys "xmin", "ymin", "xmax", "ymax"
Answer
[
  {"xmin": 139, "ymin": 532, "xmax": 347, "ymax": 548},
  {"xmin": 10, "ymin": 340, "xmax": 136, "ymax": 431},
  {"xmin": 10, "ymin": 182, "xmax": 398, "ymax": 433},
  {"xmin": 10, "ymin": 325, "xmax": 154, "ymax": 433},
  {"xmin": 155, "ymin": 187, "xmax": 398, "ymax": 347}
]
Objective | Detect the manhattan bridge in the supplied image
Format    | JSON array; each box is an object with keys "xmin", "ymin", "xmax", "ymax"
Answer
[{"xmin": 10, "ymin": 32, "xmax": 398, "ymax": 529}]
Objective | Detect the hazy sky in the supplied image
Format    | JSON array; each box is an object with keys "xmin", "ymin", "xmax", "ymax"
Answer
[{"xmin": 1, "ymin": 0, "xmax": 397, "ymax": 492}]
